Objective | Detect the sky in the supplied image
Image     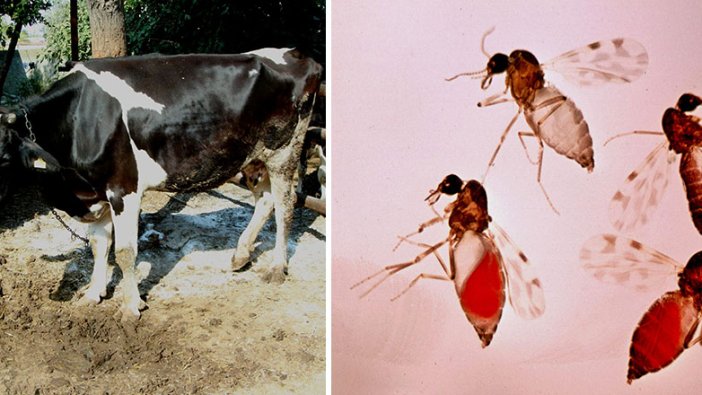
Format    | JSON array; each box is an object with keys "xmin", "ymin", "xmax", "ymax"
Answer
[{"xmin": 331, "ymin": 0, "xmax": 702, "ymax": 393}]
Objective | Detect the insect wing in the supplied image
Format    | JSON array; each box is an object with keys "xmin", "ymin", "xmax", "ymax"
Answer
[
  {"xmin": 580, "ymin": 234, "xmax": 682, "ymax": 292},
  {"xmin": 453, "ymin": 232, "xmax": 506, "ymax": 347},
  {"xmin": 488, "ymin": 222, "xmax": 545, "ymax": 320},
  {"xmin": 543, "ymin": 38, "xmax": 648, "ymax": 87},
  {"xmin": 609, "ymin": 142, "xmax": 674, "ymax": 233},
  {"xmin": 628, "ymin": 290, "xmax": 700, "ymax": 383}
]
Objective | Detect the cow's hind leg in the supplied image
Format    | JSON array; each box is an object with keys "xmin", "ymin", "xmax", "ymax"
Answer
[
  {"xmin": 110, "ymin": 192, "xmax": 147, "ymax": 320},
  {"xmin": 79, "ymin": 209, "xmax": 113, "ymax": 305},
  {"xmin": 259, "ymin": 166, "xmax": 296, "ymax": 283}
]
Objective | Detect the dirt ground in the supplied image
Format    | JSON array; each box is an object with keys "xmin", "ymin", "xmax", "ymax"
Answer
[{"xmin": 0, "ymin": 179, "xmax": 326, "ymax": 394}]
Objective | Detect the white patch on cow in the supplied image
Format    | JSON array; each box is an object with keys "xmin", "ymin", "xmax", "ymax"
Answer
[
  {"xmin": 245, "ymin": 47, "xmax": 292, "ymax": 65},
  {"xmin": 72, "ymin": 64, "xmax": 169, "ymax": 191},
  {"xmin": 69, "ymin": 64, "xmax": 165, "ymax": 114},
  {"xmin": 248, "ymin": 69, "xmax": 259, "ymax": 78},
  {"xmin": 82, "ymin": 213, "xmax": 113, "ymax": 303},
  {"xmin": 109, "ymin": 190, "xmax": 145, "ymax": 317},
  {"xmin": 130, "ymin": 139, "xmax": 167, "ymax": 190}
]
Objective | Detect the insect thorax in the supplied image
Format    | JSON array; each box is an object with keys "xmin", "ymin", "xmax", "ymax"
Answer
[
  {"xmin": 679, "ymin": 251, "xmax": 702, "ymax": 302},
  {"xmin": 662, "ymin": 108, "xmax": 702, "ymax": 153},
  {"xmin": 507, "ymin": 50, "xmax": 544, "ymax": 107},
  {"xmin": 448, "ymin": 181, "xmax": 490, "ymax": 235}
]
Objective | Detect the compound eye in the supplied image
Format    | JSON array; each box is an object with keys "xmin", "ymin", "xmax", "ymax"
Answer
[
  {"xmin": 440, "ymin": 174, "xmax": 463, "ymax": 195},
  {"xmin": 487, "ymin": 53, "xmax": 509, "ymax": 75},
  {"xmin": 678, "ymin": 93, "xmax": 702, "ymax": 112}
]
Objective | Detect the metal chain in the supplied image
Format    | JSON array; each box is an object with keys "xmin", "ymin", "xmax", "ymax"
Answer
[
  {"xmin": 51, "ymin": 209, "xmax": 90, "ymax": 246},
  {"xmin": 21, "ymin": 107, "xmax": 35, "ymax": 142}
]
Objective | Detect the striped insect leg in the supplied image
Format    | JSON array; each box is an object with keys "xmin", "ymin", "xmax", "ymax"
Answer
[{"xmin": 627, "ymin": 291, "xmax": 699, "ymax": 383}]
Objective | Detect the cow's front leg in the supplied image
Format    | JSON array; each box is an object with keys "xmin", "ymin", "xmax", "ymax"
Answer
[
  {"xmin": 79, "ymin": 208, "xmax": 113, "ymax": 305},
  {"xmin": 233, "ymin": 177, "xmax": 274, "ymax": 270},
  {"xmin": 110, "ymin": 192, "xmax": 147, "ymax": 320}
]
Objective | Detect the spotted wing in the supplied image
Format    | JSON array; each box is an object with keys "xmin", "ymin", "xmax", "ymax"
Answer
[
  {"xmin": 628, "ymin": 291, "xmax": 700, "ymax": 383},
  {"xmin": 488, "ymin": 222, "xmax": 545, "ymax": 320},
  {"xmin": 543, "ymin": 38, "xmax": 648, "ymax": 87},
  {"xmin": 609, "ymin": 142, "xmax": 674, "ymax": 233},
  {"xmin": 580, "ymin": 234, "xmax": 682, "ymax": 292}
]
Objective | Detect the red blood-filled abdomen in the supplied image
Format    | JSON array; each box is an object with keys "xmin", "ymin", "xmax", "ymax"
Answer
[
  {"xmin": 679, "ymin": 147, "xmax": 702, "ymax": 235},
  {"xmin": 457, "ymin": 244, "xmax": 506, "ymax": 347},
  {"xmin": 628, "ymin": 291, "xmax": 699, "ymax": 383}
]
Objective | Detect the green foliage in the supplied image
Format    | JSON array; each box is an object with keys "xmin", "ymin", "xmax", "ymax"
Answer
[
  {"xmin": 39, "ymin": 0, "xmax": 326, "ymax": 76},
  {"xmin": 41, "ymin": 0, "xmax": 92, "ymax": 73},
  {"xmin": 0, "ymin": 0, "xmax": 51, "ymax": 45},
  {"xmin": 16, "ymin": 66, "xmax": 48, "ymax": 98},
  {"xmin": 123, "ymin": 0, "xmax": 325, "ymax": 65}
]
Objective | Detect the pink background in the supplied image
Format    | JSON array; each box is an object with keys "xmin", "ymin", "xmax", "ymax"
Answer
[{"xmin": 331, "ymin": 0, "xmax": 702, "ymax": 393}]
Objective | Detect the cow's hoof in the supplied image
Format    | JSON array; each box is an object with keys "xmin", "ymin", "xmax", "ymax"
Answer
[
  {"xmin": 116, "ymin": 299, "xmax": 148, "ymax": 322},
  {"xmin": 231, "ymin": 253, "xmax": 250, "ymax": 271},
  {"xmin": 78, "ymin": 286, "xmax": 106, "ymax": 306},
  {"xmin": 257, "ymin": 264, "xmax": 287, "ymax": 284},
  {"xmin": 77, "ymin": 294, "xmax": 101, "ymax": 306}
]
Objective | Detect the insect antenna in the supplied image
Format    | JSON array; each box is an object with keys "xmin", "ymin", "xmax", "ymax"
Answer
[
  {"xmin": 480, "ymin": 26, "xmax": 496, "ymax": 58},
  {"xmin": 445, "ymin": 69, "xmax": 488, "ymax": 82},
  {"xmin": 603, "ymin": 130, "xmax": 663, "ymax": 146},
  {"xmin": 445, "ymin": 27, "xmax": 495, "ymax": 82}
]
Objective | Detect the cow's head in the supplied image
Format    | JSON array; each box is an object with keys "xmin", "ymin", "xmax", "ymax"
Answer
[{"xmin": 0, "ymin": 110, "xmax": 60, "ymax": 173}]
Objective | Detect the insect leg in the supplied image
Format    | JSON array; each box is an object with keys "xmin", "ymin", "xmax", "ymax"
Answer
[
  {"xmin": 394, "ymin": 235, "xmax": 451, "ymax": 276},
  {"xmin": 478, "ymin": 92, "xmax": 512, "ymax": 108},
  {"xmin": 351, "ymin": 237, "xmax": 450, "ymax": 298},
  {"xmin": 534, "ymin": 134, "xmax": 561, "ymax": 214},
  {"xmin": 603, "ymin": 130, "xmax": 663, "ymax": 147},
  {"xmin": 517, "ymin": 131, "xmax": 540, "ymax": 165},
  {"xmin": 392, "ymin": 214, "xmax": 448, "ymax": 251},
  {"xmin": 388, "ymin": 237, "xmax": 453, "ymax": 301},
  {"xmin": 483, "ymin": 109, "xmax": 522, "ymax": 183},
  {"xmin": 533, "ymin": 95, "xmax": 567, "ymax": 122},
  {"xmin": 390, "ymin": 273, "xmax": 451, "ymax": 301}
]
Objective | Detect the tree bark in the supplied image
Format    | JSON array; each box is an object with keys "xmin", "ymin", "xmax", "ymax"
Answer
[
  {"xmin": 70, "ymin": 0, "xmax": 79, "ymax": 61},
  {"xmin": 0, "ymin": 21, "xmax": 23, "ymax": 97},
  {"xmin": 86, "ymin": 0, "xmax": 127, "ymax": 58}
]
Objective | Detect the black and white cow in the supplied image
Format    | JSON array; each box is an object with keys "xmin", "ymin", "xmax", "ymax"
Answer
[{"xmin": 0, "ymin": 48, "xmax": 322, "ymax": 319}]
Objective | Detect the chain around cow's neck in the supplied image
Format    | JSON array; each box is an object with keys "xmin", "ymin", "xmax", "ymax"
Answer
[
  {"xmin": 51, "ymin": 209, "xmax": 90, "ymax": 246},
  {"xmin": 19, "ymin": 106, "xmax": 36, "ymax": 142}
]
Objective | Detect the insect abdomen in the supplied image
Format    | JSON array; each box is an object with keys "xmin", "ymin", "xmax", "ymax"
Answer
[
  {"xmin": 525, "ymin": 86, "xmax": 594, "ymax": 171},
  {"xmin": 680, "ymin": 147, "xmax": 702, "ymax": 234},
  {"xmin": 627, "ymin": 291, "xmax": 698, "ymax": 383},
  {"xmin": 456, "ymin": 241, "xmax": 506, "ymax": 348}
]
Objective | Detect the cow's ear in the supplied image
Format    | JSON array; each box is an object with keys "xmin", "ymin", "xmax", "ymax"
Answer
[
  {"xmin": 17, "ymin": 138, "xmax": 61, "ymax": 172},
  {"xmin": 1, "ymin": 113, "xmax": 17, "ymax": 125}
]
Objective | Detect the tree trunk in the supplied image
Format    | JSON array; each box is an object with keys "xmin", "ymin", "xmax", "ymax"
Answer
[
  {"xmin": 86, "ymin": 0, "xmax": 127, "ymax": 58},
  {"xmin": 70, "ymin": 0, "xmax": 79, "ymax": 61},
  {"xmin": 0, "ymin": 21, "xmax": 23, "ymax": 97}
]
